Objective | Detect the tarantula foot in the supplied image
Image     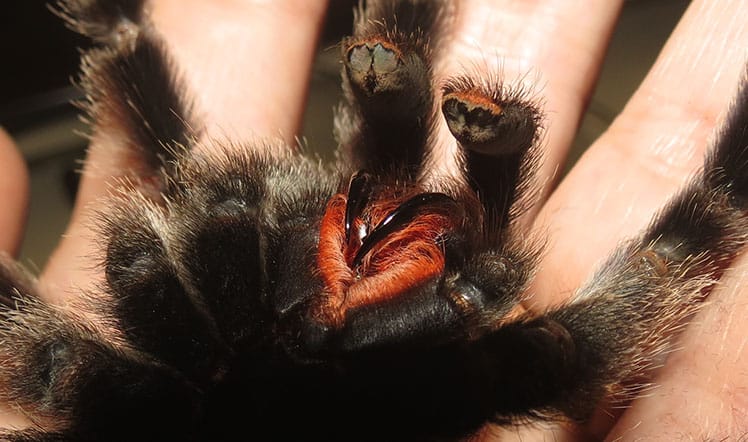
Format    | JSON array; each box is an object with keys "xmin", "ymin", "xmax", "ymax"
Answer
[
  {"xmin": 441, "ymin": 79, "xmax": 539, "ymax": 156},
  {"xmin": 344, "ymin": 38, "xmax": 429, "ymax": 115},
  {"xmin": 346, "ymin": 41, "xmax": 402, "ymax": 94}
]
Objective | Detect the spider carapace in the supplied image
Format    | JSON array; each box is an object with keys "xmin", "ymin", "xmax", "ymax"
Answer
[{"xmin": 0, "ymin": 0, "xmax": 746, "ymax": 440}]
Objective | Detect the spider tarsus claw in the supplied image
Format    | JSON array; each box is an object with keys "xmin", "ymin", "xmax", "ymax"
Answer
[
  {"xmin": 346, "ymin": 41, "xmax": 403, "ymax": 95},
  {"xmin": 343, "ymin": 37, "xmax": 430, "ymax": 117},
  {"xmin": 441, "ymin": 88, "xmax": 539, "ymax": 156}
]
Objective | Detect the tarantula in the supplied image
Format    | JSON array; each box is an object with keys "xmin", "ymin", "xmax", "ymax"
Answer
[{"xmin": 0, "ymin": 0, "xmax": 746, "ymax": 440}]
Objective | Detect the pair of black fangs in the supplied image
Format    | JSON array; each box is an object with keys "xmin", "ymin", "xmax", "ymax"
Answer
[{"xmin": 343, "ymin": 171, "xmax": 458, "ymax": 269}]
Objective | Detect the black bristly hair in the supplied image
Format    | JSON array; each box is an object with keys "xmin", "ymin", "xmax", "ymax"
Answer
[{"xmin": 0, "ymin": 0, "xmax": 745, "ymax": 440}]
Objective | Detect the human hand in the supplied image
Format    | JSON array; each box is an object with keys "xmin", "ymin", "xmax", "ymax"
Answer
[
  {"xmin": 1, "ymin": 0, "xmax": 747, "ymax": 439},
  {"xmin": 471, "ymin": 0, "xmax": 748, "ymax": 439}
]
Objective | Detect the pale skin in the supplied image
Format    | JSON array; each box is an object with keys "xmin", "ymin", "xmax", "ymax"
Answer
[{"xmin": 1, "ymin": 0, "xmax": 747, "ymax": 439}]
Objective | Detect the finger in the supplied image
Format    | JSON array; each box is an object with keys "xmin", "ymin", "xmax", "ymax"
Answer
[
  {"xmin": 0, "ymin": 131, "xmax": 30, "ymax": 426},
  {"xmin": 150, "ymin": 0, "xmax": 329, "ymax": 143},
  {"xmin": 0, "ymin": 128, "xmax": 29, "ymax": 257},
  {"xmin": 608, "ymin": 253, "xmax": 748, "ymax": 439},
  {"xmin": 40, "ymin": 1, "xmax": 329, "ymax": 297},
  {"xmin": 436, "ymin": 0, "xmax": 623, "ymax": 198},
  {"xmin": 532, "ymin": 0, "xmax": 748, "ymax": 308}
]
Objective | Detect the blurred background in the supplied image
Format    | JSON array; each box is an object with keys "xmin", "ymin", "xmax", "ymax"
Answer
[{"xmin": 0, "ymin": 0, "xmax": 690, "ymax": 271}]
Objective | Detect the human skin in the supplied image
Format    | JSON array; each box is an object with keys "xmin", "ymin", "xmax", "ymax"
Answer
[{"xmin": 1, "ymin": 0, "xmax": 747, "ymax": 439}]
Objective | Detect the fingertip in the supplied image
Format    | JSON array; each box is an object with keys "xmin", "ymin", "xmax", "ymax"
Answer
[{"xmin": 0, "ymin": 128, "xmax": 29, "ymax": 256}]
